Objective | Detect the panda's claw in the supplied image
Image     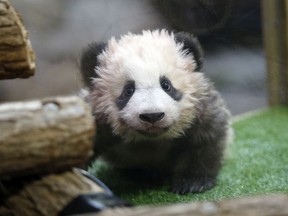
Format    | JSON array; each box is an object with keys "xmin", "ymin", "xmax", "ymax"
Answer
[{"xmin": 171, "ymin": 178, "xmax": 216, "ymax": 194}]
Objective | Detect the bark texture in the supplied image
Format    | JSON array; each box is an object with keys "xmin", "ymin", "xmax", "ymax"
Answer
[
  {"xmin": 97, "ymin": 194, "xmax": 288, "ymax": 216},
  {"xmin": 1, "ymin": 170, "xmax": 105, "ymax": 216},
  {"xmin": 0, "ymin": 96, "xmax": 95, "ymax": 178},
  {"xmin": 0, "ymin": 0, "xmax": 35, "ymax": 79},
  {"xmin": 2, "ymin": 193, "xmax": 287, "ymax": 216}
]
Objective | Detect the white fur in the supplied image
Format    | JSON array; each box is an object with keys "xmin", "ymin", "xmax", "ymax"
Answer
[{"xmin": 89, "ymin": 30, "xmax": 208, "ymax": 142}]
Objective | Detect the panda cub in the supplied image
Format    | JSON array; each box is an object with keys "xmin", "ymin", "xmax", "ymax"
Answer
[{"xmin": 80, "ymin": 29, "xmax": 232, "ymax": 194}]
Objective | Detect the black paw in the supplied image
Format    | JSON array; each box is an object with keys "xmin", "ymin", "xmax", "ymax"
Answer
[{"xmin": 171, "ymin": 178, "xmax": 216, "ymax": 194}]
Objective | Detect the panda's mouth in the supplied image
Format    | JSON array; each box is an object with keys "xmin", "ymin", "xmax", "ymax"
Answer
[
  {"xmin": 119, "ymin": 117, "xmax": 170, "ymax": 138},
  {"xmin": 137, "ymin": 126, "xmax": 169, "ymax": 137}
]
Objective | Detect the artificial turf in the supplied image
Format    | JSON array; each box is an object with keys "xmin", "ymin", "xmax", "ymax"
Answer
[{"xmin": 88, "ymin": 106, "xmax": 288, "ymax": 205}]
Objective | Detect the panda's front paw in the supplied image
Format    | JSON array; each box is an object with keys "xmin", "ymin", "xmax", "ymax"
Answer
[{"xmin": 171, "ymin": 177, "xmax": 216, "ymax": 194}]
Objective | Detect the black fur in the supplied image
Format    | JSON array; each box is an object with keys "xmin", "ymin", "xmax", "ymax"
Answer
[
  {"xmin": 98, "ymin": 83, "xmax": 230, "ymax": 194},
  {"xmin": 115, "ymin": 80, "xmax": 135, "ymax": 110},
  {"xmin": 174, "ymin": 32, "xmax": 204, "ymax": 72},
  {"xmin": 171, "ymin": 84, "xmax": 229, "ymax": 194},
  {"xmin": 80, "ymin": 42, "xmax": 106, "ymax": 89},
  {"xmin": 80, "ymin": 31, "xmax": 231, "ymax": 195}
]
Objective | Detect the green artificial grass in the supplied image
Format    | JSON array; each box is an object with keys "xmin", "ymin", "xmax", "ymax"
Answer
[{"xmin": 88, "ymin": 106, "xmax": 288, "ymax": 205}]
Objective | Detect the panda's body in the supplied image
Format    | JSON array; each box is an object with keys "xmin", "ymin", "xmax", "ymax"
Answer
[{"xmin": 81, "ymin": 30, "xmax": 232, "ymax": 194}]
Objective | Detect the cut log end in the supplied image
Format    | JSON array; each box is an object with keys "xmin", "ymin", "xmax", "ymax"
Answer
[
  {"xmin": 0, "ymin": 95, "xmax": 96, "ymax": 178},
  {"xmin": 0, "ymin": 0, "xmax": 35, "ymax": 79}
]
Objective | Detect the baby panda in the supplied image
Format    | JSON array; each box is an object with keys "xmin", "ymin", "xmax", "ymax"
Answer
[{"xmin": 80, "ymin": 29, "xmax": 232, "ymax": 194}]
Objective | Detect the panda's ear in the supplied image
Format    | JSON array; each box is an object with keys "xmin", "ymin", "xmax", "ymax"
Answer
[
  {"xmin": 174, "ymin": 32, "xmax": 204, "ymax": 72},
  {"xmin": 80, "ymin": 42, "xmax": 107, "ymax": 89}
]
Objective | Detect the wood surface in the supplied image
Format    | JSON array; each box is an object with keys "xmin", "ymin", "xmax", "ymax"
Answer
[
  {"xmin": 0, "ymin": 0, "xmax": 35, "ymax": 79},
  {"xmin": 0, "ymin": 96, "xmax": 95, "ymax": 178},
  {"xmin": 262, "ymin": 0, "xmax": 288, "ymax": 105},
  {"xmin": 96, "ymin": 194, "xmax": 288, "ymax": 216},
  {"xmin": 1, "ymin": 170, "xmax": 105, "ymax": 216}
]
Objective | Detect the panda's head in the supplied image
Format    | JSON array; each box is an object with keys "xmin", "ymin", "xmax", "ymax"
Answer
[{"xmin": 82, "ymin": 30, "xmax": 207, "ymax": 142}]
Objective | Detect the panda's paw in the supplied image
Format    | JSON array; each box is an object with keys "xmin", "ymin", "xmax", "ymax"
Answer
[{"xmin": 171, "ymin": 177, "xmax": 216, "ymax": 194}]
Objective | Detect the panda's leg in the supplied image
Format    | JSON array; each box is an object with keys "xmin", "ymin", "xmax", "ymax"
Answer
[{"xmin": 170, "ymin": 139, "xmax": 224, "ymax": 194}]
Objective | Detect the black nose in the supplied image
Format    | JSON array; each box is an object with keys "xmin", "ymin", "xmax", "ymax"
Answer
[{"xmin": 139, "ymin": 112, "xmax": 165, "ymax": 123}]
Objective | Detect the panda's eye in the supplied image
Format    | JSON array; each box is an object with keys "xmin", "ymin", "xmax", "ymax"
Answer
[
  {"xmin": 161, "ymin": 79, "xmax": 171, "ymax": 92},
  {"xmin": 124, "ymin": 84, "xmax": 135, "ymax": 97},
  {"xmin": 160, "ymin": 76, "xmax": 183, "ymax": 101},
  {"xmin": 116, "ymin": 80, "xmax": 135, "ymax": 110}
]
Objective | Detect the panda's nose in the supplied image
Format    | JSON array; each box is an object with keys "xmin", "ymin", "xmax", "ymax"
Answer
[{"xmin": 139, "ymin": 112, "xmax": 165, "ymax": 124}]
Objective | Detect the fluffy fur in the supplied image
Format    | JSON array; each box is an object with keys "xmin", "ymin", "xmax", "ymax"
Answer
[{"xmin": 80, "ymin": 30, "xmax": 232, "ymax": 194}]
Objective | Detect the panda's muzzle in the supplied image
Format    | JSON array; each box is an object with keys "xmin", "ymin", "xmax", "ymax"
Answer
[
  {"xmin": 135, "ymin": 112, "xmax": 169, "ymax": 137},
  {"xmin": 137, "ymin": 125, "xmax": 169, "ymax": 137},
  {"xmin": 138, "ymin": 112, "xmax": 165, "ymax": 124}
]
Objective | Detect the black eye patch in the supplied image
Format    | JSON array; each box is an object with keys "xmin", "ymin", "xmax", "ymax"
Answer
[
  {"xmin": 115, "ymin": 80, "xmax": 135, "ymax": 110},
  {"xmin": 160, "ymin": 76, "xmax": 183, "ymax": 101}
]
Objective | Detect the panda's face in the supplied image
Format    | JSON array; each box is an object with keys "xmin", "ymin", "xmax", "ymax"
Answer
[
  {"xmin": 116, "ymin": 75, "xmax": 182, "ymax": 138},
  {"xmin": 90, "ymin": 30, "xmax": 206, "ymax": 142}
]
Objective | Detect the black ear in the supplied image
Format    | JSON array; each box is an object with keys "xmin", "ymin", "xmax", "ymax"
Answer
[
  {"xmin": 174, "ymin": 32, "xmax": 204, "ymax": 72},
  {"xmin": 80, "ymin": 42, "xmax": 107, "ymax": 89}
]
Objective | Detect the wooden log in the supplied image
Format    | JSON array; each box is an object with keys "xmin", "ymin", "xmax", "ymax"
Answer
[
  {"xmin": 0, "ymin": 96, "xmax": 95, "ymax": 178},
  {"xmin": 262, "ymin": 0, "xmax": 288, "ymax": 105},
  {"xmin": 285, "ymin": 0, "xmax": 288, "ymax": 103},
  {"xmin": 97, "ymin": 194, "xmax": 288, "ymax": 216},
  {"xmin": 2, "ymin": 190, "xmax": 287, "ymax": 216},
  {"xmin": 1, "ymin": 169, "xmax": 105, "ymax": 216},
  {"xmin": 0, "ymin": 0, "xmax": 35, "ymax": 79}
]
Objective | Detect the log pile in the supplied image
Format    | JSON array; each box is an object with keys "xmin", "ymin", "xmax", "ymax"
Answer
[
  {"xmin": 0, "ymin": 96, "xmax": 96, "ymax": 215},
  {"xmin": 0, "ymin": 0, "xmax": 35, "ymax": 79},
  {"xmin": 0, "ymin": 2, "xmax": 99, "ymax": 215}
]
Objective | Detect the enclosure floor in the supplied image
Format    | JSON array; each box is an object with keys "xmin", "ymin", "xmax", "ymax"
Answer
[{"xmin": 89, "ymin": 106, "xmax": 288, "ymax": 205}]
